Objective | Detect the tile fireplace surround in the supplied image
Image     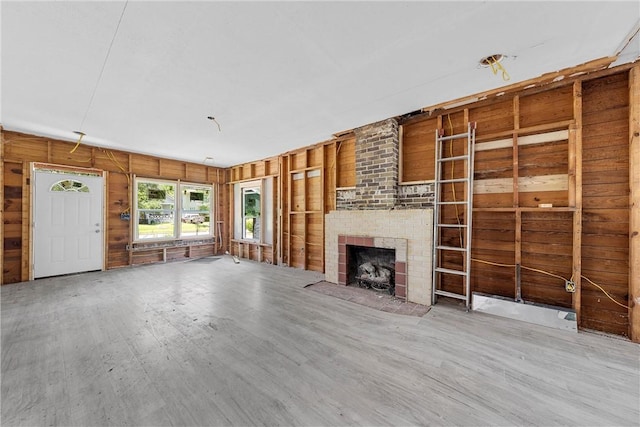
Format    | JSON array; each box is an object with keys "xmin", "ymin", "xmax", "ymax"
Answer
[{"xmin": 325, "ymin": 209, "xmax": 433, "ymax": 306}]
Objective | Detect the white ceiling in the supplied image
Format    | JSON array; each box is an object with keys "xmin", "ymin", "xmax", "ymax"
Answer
[{"xmin": 2, "ymin": 1, "xmax": 639, "ymax": 167}]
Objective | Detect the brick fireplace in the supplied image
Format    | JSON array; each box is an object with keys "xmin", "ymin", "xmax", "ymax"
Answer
[
  {"xmin": 325, "ymin": 209, "xmax": 433, "ymax": 305},
  {"xmin": 325, "ymin": 118, "xmax": 434, "ymax": 305}
]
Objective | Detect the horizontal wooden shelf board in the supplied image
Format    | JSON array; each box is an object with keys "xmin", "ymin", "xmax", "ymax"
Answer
[
  {"xmin": 474, "ymin": 174, "xmax": 568, "ymax": 195},
  {"xmin": 475, "ymin": 129, "xmax": 569, "ymax": 152}
]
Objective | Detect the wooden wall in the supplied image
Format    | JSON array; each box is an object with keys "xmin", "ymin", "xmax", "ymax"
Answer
[
  {"xmin": 581, "ymin": 72, "xmax": 630, "ymax": 335},
  {"xmin": 1, "ymin": 132, "xmax": 227, "ymax": 284},
  {"xmin": 399, "ymin": 65, "xmax": 637, "ymax": 339},
  {"xmin": 227, "ymin": 138, "xmax": 351, "ymax": 272},
  {"xmin": 2, "ymin": 61, "xmax": 637, "ymax": 341},
  {"xmin": 227, "ymin": 63, "xmax": 637, "ymax": 340}
]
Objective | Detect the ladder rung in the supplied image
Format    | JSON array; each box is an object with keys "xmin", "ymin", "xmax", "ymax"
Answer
[
  {"xmin": 438, "ymin": 178, "xmax": 469, "ymax": 184},
  {"xmin": 437, "ymin": 155, "xmax": 469, "ymax": 163},
  {"xmin": 437, "ymin": 223, "xmax": 467, "ymax": 228},
  {"xmin": 434, "ymin": 289, "xmax": 468, "ymax": 300},
  {"xmin": 438, "ymin": 132, "xmax": 471, "ymax": 142},
  {"xmin": 436, "ymin": 201, "xmax": 468, "ymax": 205},
  {"xmin": 436, "ymin": 245, "xmax": 467, "ymax": 252},
  {"xmin": 435, "ymin": 267, "xmax": 468, "ymax": 276}
]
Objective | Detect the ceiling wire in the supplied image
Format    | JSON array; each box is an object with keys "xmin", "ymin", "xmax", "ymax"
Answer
[
  {"xmin": 78, "ymin": 1, "xmax": 129, "ymax": 132},
  {"xmin": 207, "ymin": 116, "xmax": 222, "ymax": 132}
]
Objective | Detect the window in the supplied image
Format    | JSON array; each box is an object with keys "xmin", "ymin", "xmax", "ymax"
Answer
[
  {"xmin": 50, "ymin": 179, "xmax": 90, "ymax": 192},
  {"xmin": 180, "ymin": 184, "xmax": 212, "ymax": 237},
  {"xmin": 134, "ymin": 178, "xmax": 214, "ymax": 242},
  {"xmin": 234, "ymin": 179, "xmax": 273, "ymax": 244},
  {"xmin": 242, "ymin": 186, "xmax": 260, "ymax": 240}
]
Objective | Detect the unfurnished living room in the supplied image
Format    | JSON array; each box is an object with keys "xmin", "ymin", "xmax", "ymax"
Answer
[{"xmin": 1, "ymin": 1, "xmax": 639, "ymax": 426}]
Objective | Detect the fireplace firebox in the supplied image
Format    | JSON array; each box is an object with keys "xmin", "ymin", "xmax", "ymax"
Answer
[{"xmin": 347, "ymin": 246, "xmax": 395, "ymax": 295}]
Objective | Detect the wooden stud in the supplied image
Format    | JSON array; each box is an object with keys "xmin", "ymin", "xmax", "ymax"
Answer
[
  {"xmin": 0, "ymin": 127, "xmax": 4, "ymax": 285},
  {"xmin": 129, "ymin": 173, "xmax": 136, "ymax": 266},
  {"xmin": 629, "ymin": 65, "xmax": 640, "ymax": 342},
  {"xmin": 104, "ymin": 171, "xmax": 109, "ymax": 269},
  {"xmin": 571, "ymin": 80, "xmax": 583, "ymax": 327},
  {"xmin": 22, "ymin": 162, "xmax": 31, "ymax": 281},
  {"xmin": 287, "ymin": 155, "xmax": 292, "ymax": 267},
  {"xmin": 277, "ymin": 157, "xmax": 283, "ymax": 266},
  {"xmin": 398, "ymin": 125, "xmax": 404, "ymax": 183},
  {"xmin": 320, "ymin": 149, "xmax": 326, "ymax": 273},
  {"xmin": 303, "ymin": 169, "xmax": 308, "ymax": 270},
  {"xmin": 513, "ymin": 96, "xmax": 520, "ymax": 208}
]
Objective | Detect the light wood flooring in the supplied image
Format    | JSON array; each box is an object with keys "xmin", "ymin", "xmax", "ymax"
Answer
[{"xmin": 2, "ymin": 257, "xmax": 639, "ymax": 426}]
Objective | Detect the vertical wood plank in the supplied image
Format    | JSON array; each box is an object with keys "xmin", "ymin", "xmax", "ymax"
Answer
[
  {"xmin": 287, "ymin": 155, "xmax": 292, "ymax": 267},
  {"xmin": 629, "ymin": 65, "xmax": 640, "ymax": 342},
  {"xmin": 277, "ymin": 158, "xmax": 283, "ymax": 265},
  {"xmin": 104, "ymin": 171, "xmax": 110, "ymax": 268},
  {"xmin": 127, "ymin": 153, "xmax": 136, "ymax": 265},
  {"xmin": 302, "ymin": 161, "xmax": 308, "ymax": 270},
  {"xmin": 512, "ymin": 96, "xmax": 522, "ymax": 300},
  {"xmin": 129, "ymin": 173, "xmax": 136, "ymax": 266},
  {"xmin": 321, "ymin": 147, "xmax": 326, "ymax": 272},
  {"xmin": 0, "ymin": 127, "xmax": 4, "ymax": 285},
  {"xmin": 22, "ymin": 163, "xmax": 31, "ymax": 281},
  {"xmin": 572, "ymin": 81, "xmax": 583, "ymax": 326},
  {"xmin": 398, "ymin": 125, "xmax": 404, "ymax": 183},
  {"xmin": 513, "ymin": 96, "xmax": 520, "ymax": 208}
]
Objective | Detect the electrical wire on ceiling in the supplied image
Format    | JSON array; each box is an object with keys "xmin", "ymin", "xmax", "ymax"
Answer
[
  {"xmin": 71, "ymin": 0, "xmax": 129, "ymax": 153},
  {"xmin": 207, "ymin": 116, "xmax": 222, "ymax": 132},
  {"xmin": 481, "ymin": 54, "xmax": 511, "ymax": 82}
]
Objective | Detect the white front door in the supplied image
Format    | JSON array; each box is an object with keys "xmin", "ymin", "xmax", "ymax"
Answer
[{"xmin": 33, "ymin": 169, "xmax": 104, "ymax": 278}]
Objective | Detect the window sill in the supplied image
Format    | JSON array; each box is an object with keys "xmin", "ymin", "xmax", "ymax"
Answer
[{"xmin": 231, "ymin": 239, "xmax": 272, "ymax": 247}]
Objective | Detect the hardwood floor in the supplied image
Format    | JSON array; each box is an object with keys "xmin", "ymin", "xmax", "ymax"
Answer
[{"xmin": 2, "ymin": 257, "xmax": 638, "ymax": 426}]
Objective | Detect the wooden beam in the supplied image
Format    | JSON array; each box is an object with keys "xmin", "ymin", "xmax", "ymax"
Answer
[
  {"xmin": 22, "ymin": 163, "xmax": 31, "ymax": 281},
  {"xmin": 398, "ymin": 125, "xmax": 404, "ymax": 183},
  {"xmin": 571, "ymin": 81, "xmax": 583, "ymax": 327},
  {"xmin": 513, "ymin": 96, "xmax": 520, "ymax": 208},
  {"xmin": 629, "ymin": 65, "xmax": 640, "ymax": 342},
  {"xmin": 475, "ymin": 130, "xmax": 569, "ymax": 152},
  {"xmin": 474, "ymin": 174, "xmax": 568, "ymax": 195},
  {"xmin": 0, "ymin": 126, "xmax": 4, "ymax": 285},
  {"xmin": 287, "ymin": 155, "xmax": 292, "ymax": 267},
  {"xmin": 277, "ymin": 157, "xmax": 283, "ymax": 266}
]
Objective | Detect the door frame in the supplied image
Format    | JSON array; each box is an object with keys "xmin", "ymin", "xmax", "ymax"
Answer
[{"xmin": 30, "ymin": 162, "xmax": 107, "ymax": 280}]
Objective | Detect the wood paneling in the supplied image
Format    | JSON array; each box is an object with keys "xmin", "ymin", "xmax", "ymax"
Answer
[
  {"xmin": 401, "ymin": 117, "xmax": 437, "ymax": 182},
  {"xmin": 2, "ymin": 131, "xmax": 226, "ymax": 284},
  {"xmin": 336, "ymin": 137, "xmax": 355, "ymax": 188},
  {"xmin": 581, "ymin": 71, "xmax": 630, "ymax": 337},
  {"xmin": 630, "ymin": 65, "xmax": 640, "ymax": 343},
  {"xmin": 519, "ymin": 85, "xmax": 574, "ymax": 128}
]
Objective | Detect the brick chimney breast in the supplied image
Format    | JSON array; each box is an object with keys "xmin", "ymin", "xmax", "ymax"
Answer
[{"xmin": 345, "ymin": 118, "xmax": 399, "ymax": 210}]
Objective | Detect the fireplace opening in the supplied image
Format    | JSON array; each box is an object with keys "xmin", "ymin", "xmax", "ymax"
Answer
[{"xmin": 347, "ymin": 245, "xmax": 395, "ymax": 295}]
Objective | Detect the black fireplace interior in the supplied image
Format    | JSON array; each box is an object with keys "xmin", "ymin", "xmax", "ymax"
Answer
[{"xmin": 347, "ymin": 245, "xmax": 396, "ymax": 294}]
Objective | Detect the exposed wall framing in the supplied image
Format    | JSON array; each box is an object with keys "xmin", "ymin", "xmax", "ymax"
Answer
[
  {"xmin": 2, "ymin": 59, "xmax": 638, "ymax": 341},
  {"xmin": 1, "ymin": 132, "xmax": 227, "ymax": 283},
  {"xmin": 227, "ymin": 62, "xmax": 637, "ymax": 340}
]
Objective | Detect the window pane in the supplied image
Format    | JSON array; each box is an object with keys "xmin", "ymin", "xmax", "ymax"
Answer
[
  {"xmin": 242, "ymin": 187, "xmax": 260, "ymax": 240},
  {"xmin": 180, "ymin": 185, "xmax": 212, "ymax": 238},
  {"xmin": 50, "ymin": 179, "xmax": 89, "ymax": 192},
  {"xmin": 136, "ymin": 181, "xmax": 176, "ymax": 240}
]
